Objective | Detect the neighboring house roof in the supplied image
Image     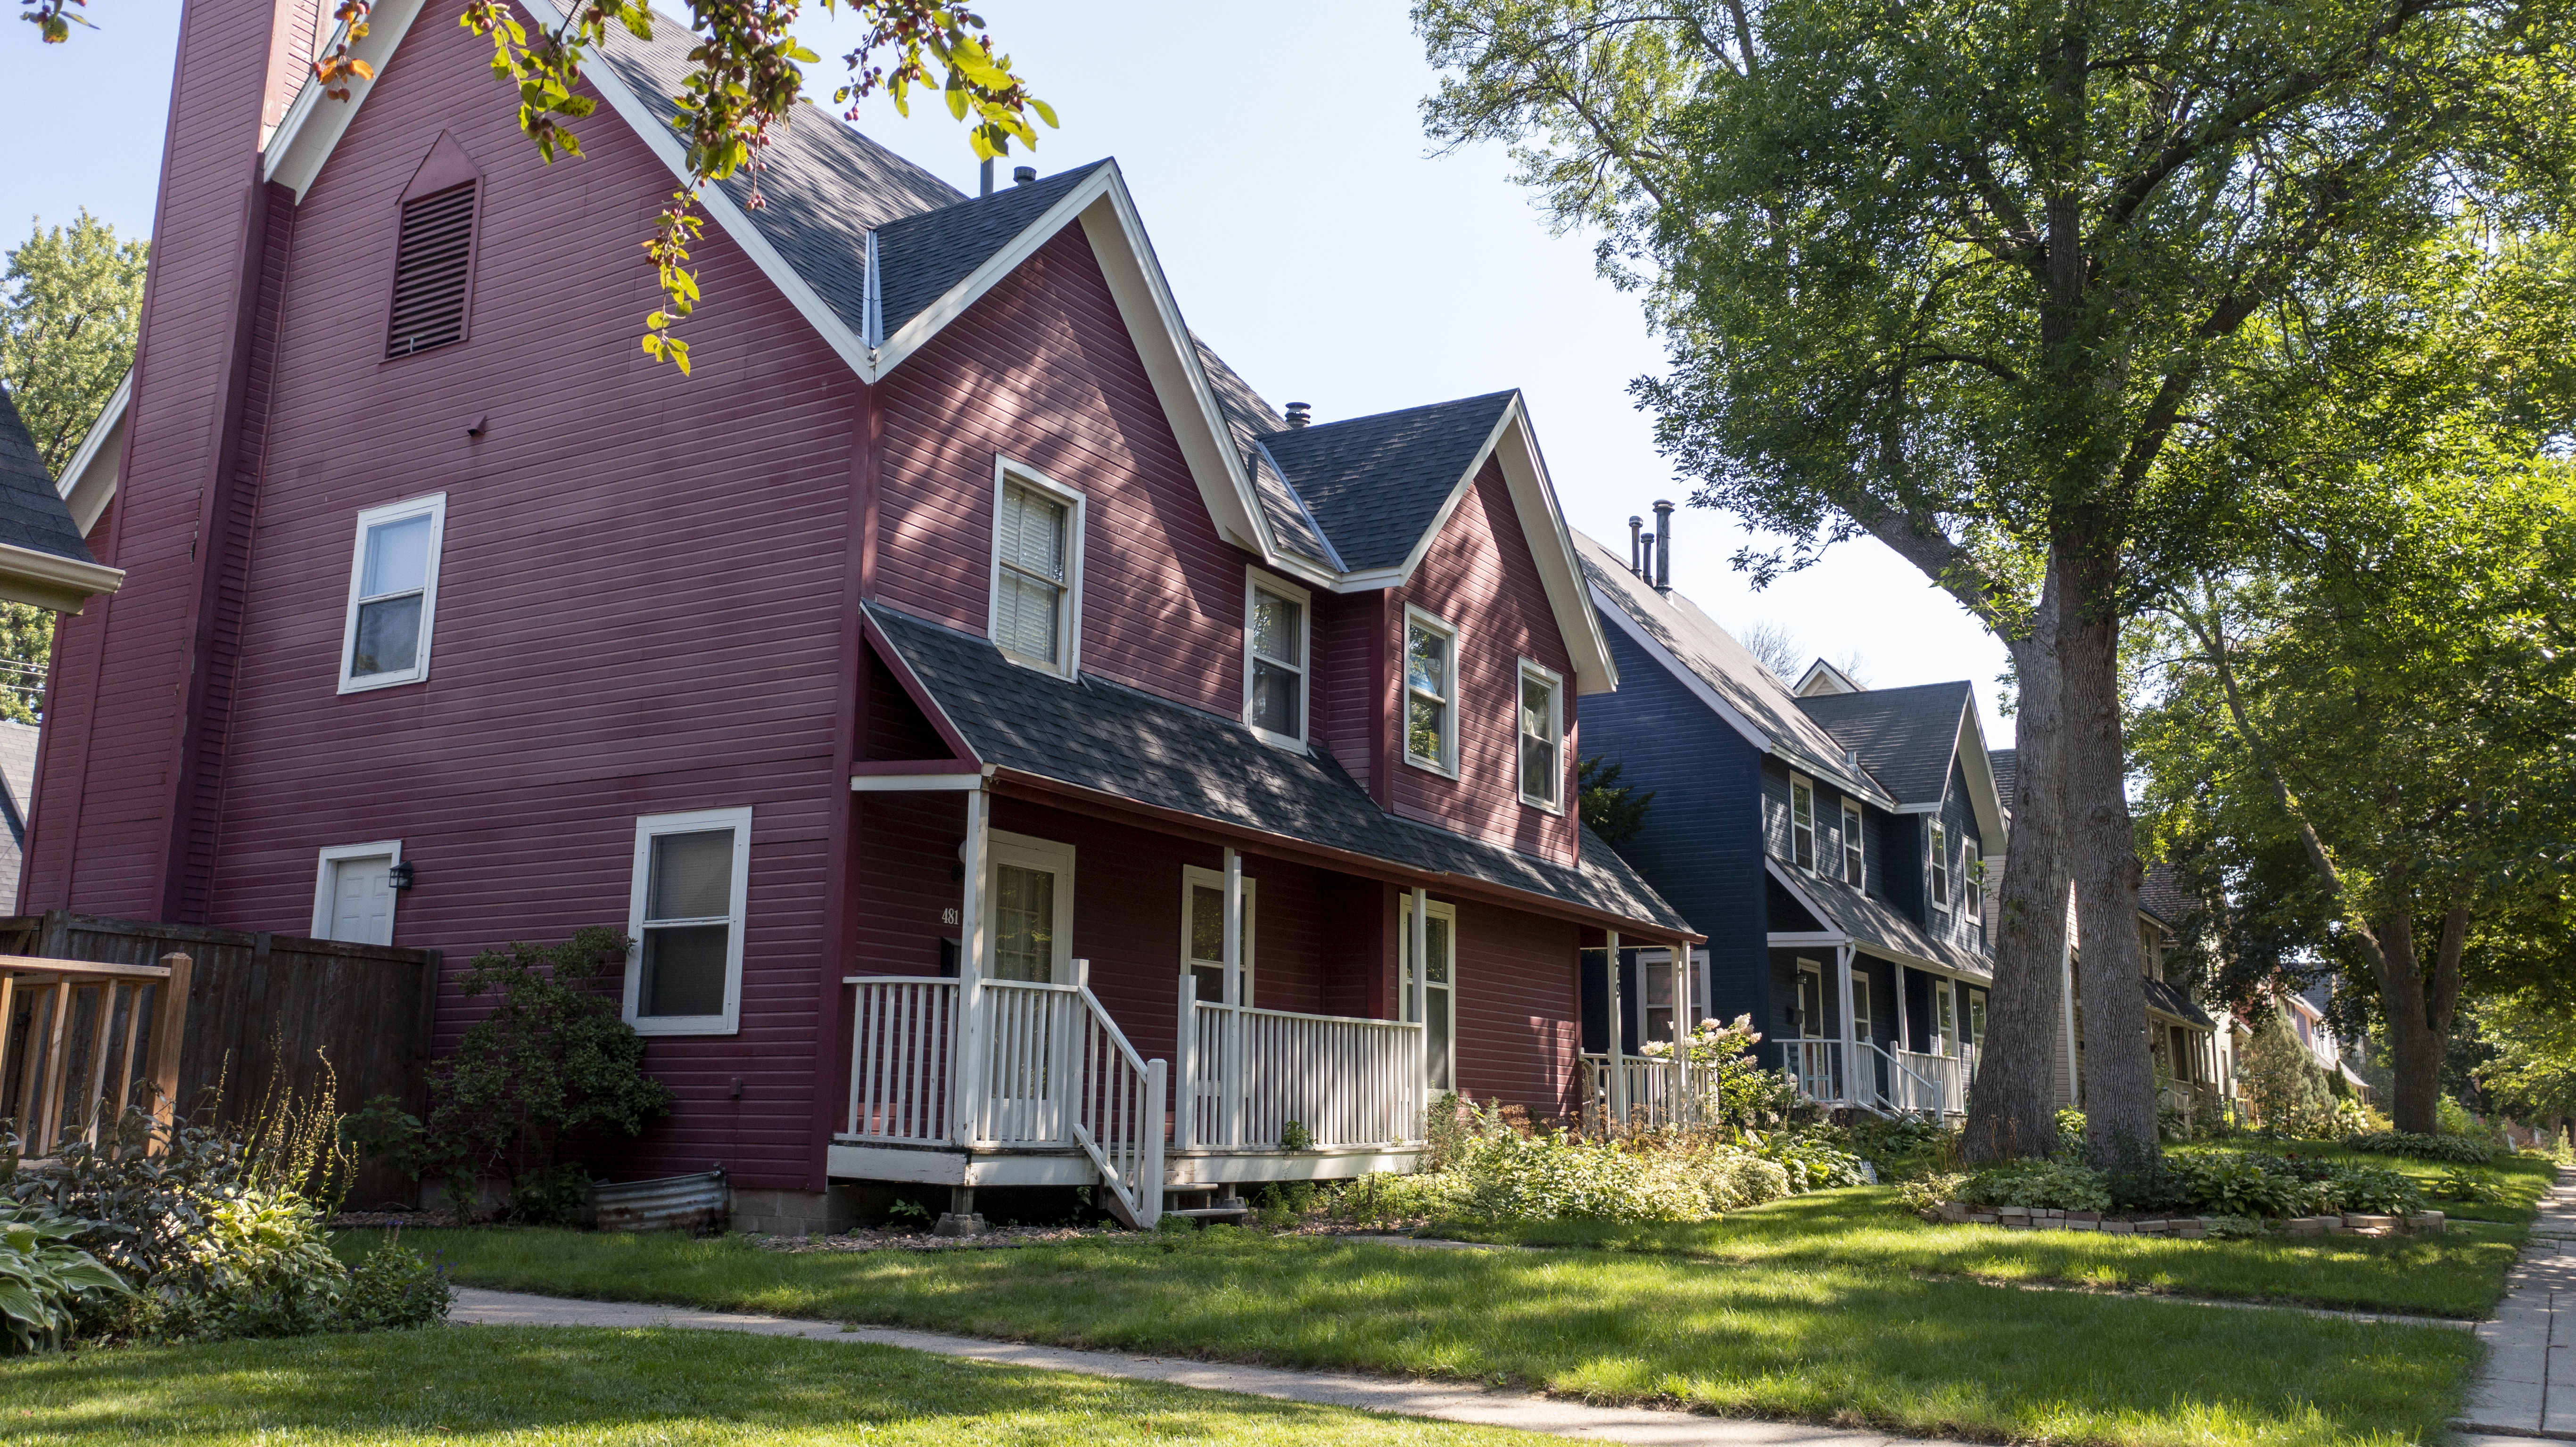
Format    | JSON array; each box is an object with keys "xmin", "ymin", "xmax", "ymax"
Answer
[
  {"xmin": 1768, "ymin": 858, "xmax": 1990, "ymax": 978},
  {"xmin": 0, "ymin": 388, "xmax": 122, "ymax": 613},
  {"xmin": 2144, "ymin": 976, "xmax": 2215, "ymax": 1029},
  {"xmin": 2138, "ymin": 862, "xmax": 2187, "ymax": 928},
  {"xmin": 865, "ymin": 602, "xmax": 1693, "ymax": 936},
  {"xmin": 1576, "ymin": 529, "xmax": 1892, "ymax": 806},
  {"xmin": 1256, "ymin": 393, "xmax": 1518, "ymax": 573},
  {"xmin": 0, "ymin": 719, "xmax": 35, "ymax": 912},
  {"xmin": 1988, "ymin": 747, "xmax": 2018, "ymax": 812},
  {"xmin": 1792, "ymin": 682, "xmax": 1974, "ymax": 807},
  {"xmin": 1793, "ymin": 658, "xmax": 1864, "ymax": 697}
]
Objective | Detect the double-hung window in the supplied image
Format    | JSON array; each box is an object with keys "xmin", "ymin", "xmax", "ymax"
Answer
[
  {"xmin": 1180, "ymin": 864, "xmax": 1255, "ymax": 1005},
  {"xmin": 1963, "ymin": 841, "xmax": 1983, "ymax": 923},
  {"xmin": 337, "ymin": 493, "xmax": 446, "ymax": 693},
  {"xmin": 1841, "ymin": 803, "xmax": 1865, "ymax": 886},
  {"xmin": 1245, "ymin": 574, "xmax": 1308, "ymax": 748},
  {"xmin": 1788, "ymin": 775, "xmax": 1816, "ymax": 870},
  {"xmin": 1929, "ymin": 822, "xmax": 1951, "ymax": 911},
  {"xmin": 1517, "ymin": 661, "xmax": 1563, "ymax": 809},
  {"xmin": 991, "ymin": 464, "xmax": 1082, "ymax": 676},
  {"xmin": 1401, "ymin": 895, "xmax": 1457, "ymax": 1091},
  {"xmin": 1404, "ymin": 610, "xmax": 1457, "ymax": 774},
  {"xmin": 626, "ymin": 806, "xmax": 753, "ymax": 1035}
]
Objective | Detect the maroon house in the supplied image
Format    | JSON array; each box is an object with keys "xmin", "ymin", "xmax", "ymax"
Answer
[{"xmin": 33, "ymin": 0, "xmax": 1696, "ymax": 1230}]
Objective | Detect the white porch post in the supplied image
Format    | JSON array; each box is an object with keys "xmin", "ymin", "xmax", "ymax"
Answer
[
  {"xmin": 951, "ymin": 787, "xmax": 992, "ymax": 1147},
  {"xmin": 1668, "ymin": 943, "xmax": 1687, "ymax": 1125},
  {"xmin": 1173, "ymin": 972, "xmax": 1198, "ymax": 1151},
  {"xmin": 1222, "ymin": 848, "xmax": 1244, "ymax": 1148},
  {"xmin": 1604, "ymin": 929, "xmax": 1626, "ymax": 1129},
  {"xmin": 1835, "ymin": 944, "xmax": 1857, "ymax": 1106},
  {"xmin": 1409, "ymin": 886, "xmax": 1431, "ymax": 1102}
]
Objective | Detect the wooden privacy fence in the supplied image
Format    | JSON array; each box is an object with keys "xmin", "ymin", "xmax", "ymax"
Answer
[
  {"xmin": 0, "ymin": 953, "xmax": 191, "ymax": 1155},
  {"xmin": 0, "ymin": 913, "xmax": 441, "ymax": 1204}
]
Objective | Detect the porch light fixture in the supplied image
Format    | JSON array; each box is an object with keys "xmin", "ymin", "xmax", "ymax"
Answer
[
  {"xmin": 387, "ymin": 861, "xmax": 416, "ymax": 891},
  {"xmin": 1784, "ymin": 1004, "xmax": 1803, "ymax": 1035}
]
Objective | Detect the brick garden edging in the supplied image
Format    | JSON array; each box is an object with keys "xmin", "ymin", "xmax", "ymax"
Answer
[{"xmin": 1927, "ymin": 1203, "xmax": 2450, "ymax": 1237}]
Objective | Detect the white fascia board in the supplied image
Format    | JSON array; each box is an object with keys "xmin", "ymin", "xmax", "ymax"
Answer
[
  {"xmin": 1764, "ymin": 858, "xmax": 1841, "ymax": 935},
  {"xmin": 1956, "ymin": 708, "xmax": 2009, "ymax": 853},
  {"xmin": 1590, "ymin": 580, "xmax": 1774, "ymax": 754},
  {"xmin": 1250, "ymin": 438, "xmax": 1348, "ymax": 573},
  {"xmin": 872, "ymin": 166, "xmax": 1119, "ymax": 374},
  {"xmin": 1487, "ymin": 403, "xmax": 1618, "ymax": 696},
  {"xmin": 263, "ymin": 0, "xmax": 430, "ymax": 198},
  {"xmin": 56, "ymin": 368, "xmax": 128, "ymax": 536}
]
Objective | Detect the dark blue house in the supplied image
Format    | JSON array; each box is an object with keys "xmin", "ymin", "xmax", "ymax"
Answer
[{"xmin": 1575, "ymin": 530, "xmax": 2009, "ymax": 1115}]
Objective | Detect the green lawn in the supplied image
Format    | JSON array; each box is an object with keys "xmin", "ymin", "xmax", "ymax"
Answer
[
  {"xmin": 1426, "ymin": 1180, "xmax": 2531, "ymax": 1318},
  {"xmin": 0, "ymin": 1324, "xmax": 1542, "ymax": 1446},
  {"xmin": 368, "ymin": 1224, "xmax": 2477, "ymax": 1447}
]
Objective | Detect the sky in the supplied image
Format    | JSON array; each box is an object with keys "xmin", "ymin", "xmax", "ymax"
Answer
[{"xmin": 4, "ymin": 1, "xmax": 2014, "ymax": 743}]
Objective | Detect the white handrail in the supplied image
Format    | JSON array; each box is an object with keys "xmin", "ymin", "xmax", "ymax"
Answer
[
  {"xmin": 1783, "ymin": 1038, "xmax": 1844, "ymax": 1104},
  {"xmin": 983, "ymin": 970, "xmax": 1166, "ymax": 1226},
  {"xmin": 843, "ymin": 976, "xmax": 958, "ymax": 1143}
]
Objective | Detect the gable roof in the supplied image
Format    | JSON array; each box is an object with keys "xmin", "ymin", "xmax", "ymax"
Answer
[
  {"xmin": 1767, "ymin": 858, "xmax": 1990, "ymax": 978},
  {"xmin": 1257, "ymin": 393, "xmax": 1517, "ymax": 573},
  {"xmin": 1576, "ymin": 529, "xmax": 1890, "ymax": 805},
  {"xmin": 1988, "ymin": 748, "xmax": 2018, "ymax": 813},
  {"xmin": 866, "ymin": 602, "xmax": 1691, "ymax": 936},
  {"xmin": 0, "ymin": 389, "xmax": 121, "ymax": 613},
  {"xmin": 1792, "ymin": 683, "xmax": 1972, "ymax": 807}
]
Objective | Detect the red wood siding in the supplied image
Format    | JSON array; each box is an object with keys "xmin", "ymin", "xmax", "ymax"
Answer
[
  {"xmin": 1452, "ymin": 899, "xmax": 1585, "ymax": 1121},
  {"xmin": 872, "ymin": 229, "xmax": 1252, "ymax": 716},
  {"xmin": 1309, "ymin": 586, "xmax": 1383, "ymax": 798},
  {"xmin": 1387, "ymin": 456, "xmax": 1582, "ymax": 865}
]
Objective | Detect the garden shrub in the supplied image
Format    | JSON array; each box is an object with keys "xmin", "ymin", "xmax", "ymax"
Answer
[
  {"xmin": 2321, "ymin": 1162, "xmax": 2425, "ymax": 1216},
  {"xmin": 2169, "ymin": 1152, "xmax": 2304, "ymax": 1217},
  {"xmin": 2102, "ymin": 1146, "xmax": 2194, "ymax": 1213},
  {"xmin": 2432, "ymin": 1167, "xmax": 2506, "ymax": 1204},
  {"xmin": 1895, "ymin": 1171, "xmax": 1966, "ymax": 1215},
  {"xmin": 1744, "ymin": 1127, "xmax": 1870, "ymax": 1190},
  {"xmin": 337, "ymin": 1241, "xmax": 454, "ymax": 1331},
  {"xmin": 1337, "ymin": 1168, "xmax": 1471, "ymax": 1226},
  {"xmin": 1846, "ymin": 1115, "xmax": 1956, "ymax": 1182},
  {"xmin": 1697, "ymin": 1146, "xmax": 1792, "ymax": 1209},
  {"xmin": 0, "ymin": 1200, "xmax": 128, "ymax": 1355},
  {"xmin": 1958, "ymin": 1158, "xmax": 2112, "ymax": 1212},
  {"xmin": 2344, "ymin": 1130, "xmax": 2495, "ymax": 1164}
]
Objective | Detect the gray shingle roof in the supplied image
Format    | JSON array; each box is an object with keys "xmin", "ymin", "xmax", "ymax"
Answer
[
  {"xmin": 867, "ymin": 603, "xmax": 1691, "ymax": 934},
  {"xmin": 1988, "ymin": 748, "xmax": 2018, "ymax": 812},
  {"xmin": 2145, "ymin": 976, "xmax": 2214, "ymax": 1029},
  {"xmin": 1775, "ymin": 860, "xmax": 1988, "ymax": 977},
  {"xmin": 873, "ymin": 164, "xmax": 1110, "ymax": 337},
  {"xmin": 1793, "ymin": 683, "xmax": 1972, "ymax": 807},
  {"xmin": 1576, "ymin": 530, "xmax": 1886, "ymax": 801},
  {"xmin": 0, "ymin": 389, "xmax": 98, "ymax": 567},
  {"xmin": 2138, "ymin": 862, "xmax": 2186, "ymax": 927},
  {"xmin": 1256, "ymin": 393, "xmax": 1515, "ymax": 572}
]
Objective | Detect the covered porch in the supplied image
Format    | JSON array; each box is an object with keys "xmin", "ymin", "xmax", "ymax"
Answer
[{"xmin": 1765, "ymin": 863, "xmax": 1991, "ymax": 1121}]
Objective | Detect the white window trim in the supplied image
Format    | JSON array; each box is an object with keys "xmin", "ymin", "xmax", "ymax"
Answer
[
  {"xmin": 1841, "ymin": 802, "xmax": 1865, "ymax": 887},
  {"xmin": 1963, "ymin": 840, "xmax": 1983, "ymax": 921},
  {"xmin": 987, "ymin": 828, "xmax": 1076, "ymax": 982},
  {"xmin": 1242, "ymin": 570, "xmax": 1311, "ymax": 751},
  {"xmin": 1515, "ymin": 658, "xmax": 1566, "ymax": 813},
  {"xmin": 987, "ymin": 457, "xmax": 1086, "ymax": 680},
  {"xmin": 1788, "ymin": 773, "xmax": 1816, "ymax": 872},
  {"xmin": 1851, "ymin": 972, "xmax": 1874, "ymax": 1041},
  {"xmin": 1402, "ymin": 606, "xmax": 1461, "ymax": 777},
  {"xmin": 1401, "ymin": 894, "xmax": 1460, "ymax": 1089},
  {"xmin": 335, "ymin": 492, "xmax": 447, "ymax": 694},
  {"xmin": 310, "ymin": 839, "xmax": 403, "ymax": 941},
  {"xmin": 1795, "ymin": 957, "xmax": 1825, "ymax": 1038},
  {"xmin": 1930, "ymin": 822, "xmax": 1951, "ymax": 913},
  {"xmin": 623, "ymin": 805, "xmax": 753, "ymax": 1036},
  {"xmin": 1178, "ymin": 863, "xmax": 1257, "ymax": 1003}
]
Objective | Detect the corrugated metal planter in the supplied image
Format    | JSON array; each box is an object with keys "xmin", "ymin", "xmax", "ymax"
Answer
[{"xmin": 589, "ymin": 1169, "xmax": 728, "ymax": 1234}]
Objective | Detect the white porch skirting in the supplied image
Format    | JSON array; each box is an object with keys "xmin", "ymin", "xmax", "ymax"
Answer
[{"xmin": 825, "ymin": 1140, "xmax": 1427, "ymax": 1189}]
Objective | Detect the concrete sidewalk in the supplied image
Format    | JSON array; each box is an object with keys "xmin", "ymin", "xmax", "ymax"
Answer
[
  {"xmin": 448, "ymin": 1286, "xmax": 1922, "ymax": 1446},
  {"xmin": 2456, "ymin": 1168, "xmax": 2576, "ymax": 1443}
]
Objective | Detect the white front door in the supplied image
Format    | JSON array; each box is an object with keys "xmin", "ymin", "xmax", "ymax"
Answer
[{"xmin": 326, "ymin": 855, "xmax": 395, "ymax": 945}]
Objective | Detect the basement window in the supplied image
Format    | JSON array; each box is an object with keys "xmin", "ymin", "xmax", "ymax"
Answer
[{"xmin": 384, "ymin": 182, "xmax": 479, "ymax": 358}]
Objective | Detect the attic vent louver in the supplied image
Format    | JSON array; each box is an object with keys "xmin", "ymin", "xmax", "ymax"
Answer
[{"xmin": 385, "ymin": 182, "xmax": 478, "ymax": 359}]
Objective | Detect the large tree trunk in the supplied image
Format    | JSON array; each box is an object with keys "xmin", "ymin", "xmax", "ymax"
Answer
[
  {"xmin": 1962, "ymin": 560, "xmax": 2071, "ymax": 1163},
  {"xmin": 2368, "ymin": 906, "xmax": 2468, "ymax": 1135},
  {"xmin": 2057, "ymin": 543, "xmax": 2160, "ymax": 1161}
]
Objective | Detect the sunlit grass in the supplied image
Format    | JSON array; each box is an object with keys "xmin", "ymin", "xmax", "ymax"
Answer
[
  {"xmin": 0, "ymin": 1325, "xmax": 1545, "ymax": 1446},
  {"xmin": 358, "ymin": 1225, "xmax": 2478, "ymax": 1446}
]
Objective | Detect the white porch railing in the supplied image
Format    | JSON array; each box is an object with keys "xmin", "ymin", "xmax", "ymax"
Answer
[
  {"xmin": 1893, "ymin": 1047, "xmax": 1973, "ymax": 1116},
  {"xmin": 1177, "ymin": 977, "xmax": 1424, "ymax": 1151},
  {"xmin": 1784, "ymin": 1038, "xmax": 1845, "ymax": 1103},
  {"xmin": 1581, "ymin": 1052, "xmax": 1721, "ymax": 1130},
  {"xmin": 844, "ymin": 976, "xmax": 959, "ymax": 1143}
]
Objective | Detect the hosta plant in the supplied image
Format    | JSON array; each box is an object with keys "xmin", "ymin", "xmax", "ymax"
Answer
[{"xmin": 0, "ymin": 1203, "xmax": 129, "ymax": 1355}]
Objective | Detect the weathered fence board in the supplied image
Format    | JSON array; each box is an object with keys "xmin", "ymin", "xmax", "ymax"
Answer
[{"xmin": 0, "ymin": 912, "xmax": 439, "ymax": 1206}]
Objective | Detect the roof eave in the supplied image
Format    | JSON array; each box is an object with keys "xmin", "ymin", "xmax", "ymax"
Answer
[
  {"xmin": 0, "ymin": 541, "xmax": 124, "ymax": 614},
  {"xmin": 263, "ymin": 0, "xmax": 432, "ymax": 198},
  {"xmin": 56, "ymin": 368, "xmax": 127, "ymax": 536}
]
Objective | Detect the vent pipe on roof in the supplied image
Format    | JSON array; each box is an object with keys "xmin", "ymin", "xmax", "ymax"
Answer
[
  {"xmin": 1283, "ymin": 402, "xmax": 1312, "ymax": 429},
  {"xmin": 980, "ymin": 158, "xmax": 994, "ymax": 197},
  {"xmin": 1627, "ymin": 515, "xmax": 1643, "ymax": 576},
  {"xmin": 1652, "ymin": 498, "xmax": 1674, "ymax": 592},
  {"xmin": 1013, "ymin": 165, "xmax": 1037, "ymax": 186}
]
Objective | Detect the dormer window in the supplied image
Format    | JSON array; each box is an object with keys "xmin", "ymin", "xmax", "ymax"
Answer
[
  {"xmin": 1930, "ymin": 822, "xmax": 1951, "ymax": 911},
  {"xmin": 1517, "ymin": 661, "xmax": 1563, "ymax": 810},
  {"xmin": 1842, "ymin": 803, "xmax": 1864, "ymax": 886},
  {"xmin": 990, "ymin": 462, "xmax": 1083, "ymax": 677},
  {"xmin": 1788, "ymin": 775, "xmax": 1816, "ymax": 870},
  {"xmin": 1245, "ymin": 574, "xmax": 1309, "ymax": 748},
  {"xmin": 1404, "ymin": 610, "xmax": 1457, "ymax": 775}
]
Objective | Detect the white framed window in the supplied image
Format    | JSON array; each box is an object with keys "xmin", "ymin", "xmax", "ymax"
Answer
[
  {"xmin": 336, "ymin": 492, "xmax": 446, "ymax": 693},
  {"xmin": 624, "ymin": 806, "xmax": 753, "ymax": 1035},
  {"xmin": 986, "ymin": 830, "xmax": 1074, "ymax": 983},
  {"xmin": 1929, "ymin": 822, "xmax": 1950, "ymax": 911},
  {"xmin": 1935, "ymin": 977, "xmax": 1959, "ymax": 1056},
  {"xmin": 311, "ymin": 840, "xmax": 401, "ymax": 946},
  {"xmin": 1852, "ymin": 974, "xmax": 1874, "ymax": 1041},
  {"xmin": 1244, "ymin": 572, "xmax": 1309, "ymax": 749},
  {"xmin": 1841, "ymin": 802, "xmax": 1865, "ymax": 886},
  {"xmin": 1795, "ymin": 958, "xmax": 1825, "ymax": 1037},
  {"xmin": 1401, "ymin": 895, "xmax": 1459, "ymax": 1091},
  {"xmin": 989, "ymin": 460, "xmax": 1084, "ymax": 678},
  {"xmin": 1788, "ymin": 774, "xmax": 1816, "ymax": 870},
  {"xmin": 1179, "ymin": 864, "xmax": 1255, "ymax": 1004},
  {"xmin": 1963, "ymin": 841, "xmax": 1983, "ymax": 922},
  {"xmin": 1403, "ymin": 608, "xmax": 1458, "ymax": 775},
  {"xmin": 1516, "ymin": 660, "xmax": 1564, "ymax": 810},
  {"xmin": 1968, "ymin": 987, "xmax": 1988, "ymax": 1048}
]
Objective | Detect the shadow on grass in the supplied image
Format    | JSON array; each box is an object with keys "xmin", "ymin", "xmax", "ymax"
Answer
[
  {"xmin": 358, "ymin": 1226, "xmax": 2470, "ymax": 1447},
  {"xmin": 0, "ymin": 1325, "xmax": 1531, "ymax": 1446}
]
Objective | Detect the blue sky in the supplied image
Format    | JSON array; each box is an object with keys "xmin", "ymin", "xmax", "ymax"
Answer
[{"xmin": 4, "ymin": 0, "xmax": 2012, "ymax": 740}]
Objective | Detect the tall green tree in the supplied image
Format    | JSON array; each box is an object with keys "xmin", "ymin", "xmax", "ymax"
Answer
[
  {"xmin": 0, "ymin": 212, "xmax": 148, "ymax": 723},
  {"xmin": 2132, "ymin": 445, "xmax": 2576, "ymax": 1134},
  {"xmin": 1415, "ymin": 0, "xmax": 2576, "ymax": 1159}
]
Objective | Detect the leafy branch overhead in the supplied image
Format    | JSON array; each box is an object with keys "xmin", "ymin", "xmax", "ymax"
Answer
[{"xmin": 31, "ymin": 0, "xmax": 1055, "ymax": 378}]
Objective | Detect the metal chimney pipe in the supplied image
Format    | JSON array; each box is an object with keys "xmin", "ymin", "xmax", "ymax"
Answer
[
  {"xmin": 1627, "ymin": 515, "xmax": 1643, "ymax": 576},
  {"xmin": 1283, "ymin": 402, "xmax": 1312, "ymax": 429},
  {"xmin": 980, "ymin": 158, "xmax": 994, "ymax": 197},
  {"xmin": 1652, "ymin": 499, "xmax": 1674, "ymax": 592}
]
